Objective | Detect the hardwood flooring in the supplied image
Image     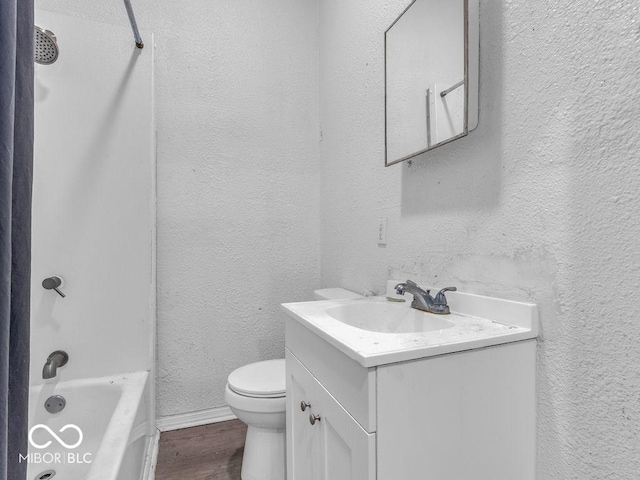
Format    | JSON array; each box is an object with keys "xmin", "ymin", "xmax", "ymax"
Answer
[{"xmin": 155, "ymin": 420, "xmax": 247, "ymax": 480}]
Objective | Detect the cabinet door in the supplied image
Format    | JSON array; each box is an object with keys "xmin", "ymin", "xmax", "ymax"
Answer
[
  {"xmin": 313, "ymin": 374, "xmax": 376, "ymax": 480},
  {"xmin": 286, "ymin": 349, "xmax": 375, "ymax": 480},
  {"xmin": 287, "ymin": 350, "xmax": 324, "ymax": 480}
]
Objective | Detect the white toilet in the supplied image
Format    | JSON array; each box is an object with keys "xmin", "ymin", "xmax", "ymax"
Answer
[{"xmin": 225, "ymin": 287, "xmax": 362, "ymax": 480}]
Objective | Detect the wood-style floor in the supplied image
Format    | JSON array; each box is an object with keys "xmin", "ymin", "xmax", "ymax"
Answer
[{"xmin": 155, "ymin": 420, "xmax": 247, "ymax": 480}]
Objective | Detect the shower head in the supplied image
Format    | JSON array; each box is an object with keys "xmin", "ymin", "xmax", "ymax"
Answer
[{"xmin": 34, "ymin": 26, "xmax": 59, "ymax": 65}]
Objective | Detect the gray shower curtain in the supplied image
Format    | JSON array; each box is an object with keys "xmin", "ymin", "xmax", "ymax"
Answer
[{"xmin": 0, "ymin": 0, "xmax": 34, "ymax": 479}]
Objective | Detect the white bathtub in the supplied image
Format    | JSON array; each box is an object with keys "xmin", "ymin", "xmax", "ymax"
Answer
[{"xmin": 26, "ymin": 371, "xmax": 153, "ymax": 480}]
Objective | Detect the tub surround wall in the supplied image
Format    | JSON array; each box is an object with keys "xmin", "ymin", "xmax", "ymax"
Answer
[
  {"xmin": 35, "ymin": 0, "xmax": 322, "ymax": 420},
  {"xmin": 318, "ymin": 0, "xmax": 640, "ymax": 478},
  {"xmin": 32, "ymin": 10, "xmax": 154, "ymax": 384},
  {"xmin": 32, "ymin": 12, "xmax": 156, "ymax": 476}
]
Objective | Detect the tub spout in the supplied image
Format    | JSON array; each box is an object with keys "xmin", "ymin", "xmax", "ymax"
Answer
[{"xmin": 43, "ymin": 351, "xmax": 69, "ymax": 379}]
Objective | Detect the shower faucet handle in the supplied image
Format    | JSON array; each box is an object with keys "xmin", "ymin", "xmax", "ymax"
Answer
[{"xmin": 42, "ymin": 276, "xmax": 66, "ymax": 298}]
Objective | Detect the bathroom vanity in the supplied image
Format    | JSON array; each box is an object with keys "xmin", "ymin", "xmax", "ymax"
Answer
[{"xmin": 282, "ymin": 290, "xmax": 538, "ymax": 480}]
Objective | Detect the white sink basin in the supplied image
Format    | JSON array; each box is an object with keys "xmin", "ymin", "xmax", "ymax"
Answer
[
  {"xmin": 282, "ymin": 292, "xmax": 539, "ymax": 367},
  {"xmin": 326, "ymin": 302, "xmax": 454, "ymax": 333}
]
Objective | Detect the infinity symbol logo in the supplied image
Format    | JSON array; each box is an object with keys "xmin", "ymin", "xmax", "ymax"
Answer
[{"xmin": 28, "ymin": 424, "xmax": 83, "ymax": 450}]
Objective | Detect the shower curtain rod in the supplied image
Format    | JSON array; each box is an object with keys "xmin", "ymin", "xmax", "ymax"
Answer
[{"xmin": 123, "ymin": 0, "xmax": 144, "ymax": 49}]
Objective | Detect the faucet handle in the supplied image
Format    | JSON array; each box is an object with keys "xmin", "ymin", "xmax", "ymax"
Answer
[
  {"xmin": 434, "ymin": 287, "xmax": 457, "ymax": 305},
  {"xmin": 43, "ymin": 276, "xmax": 66, "ymax": 298}
]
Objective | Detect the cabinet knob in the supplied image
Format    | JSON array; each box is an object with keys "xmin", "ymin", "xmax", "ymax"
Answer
[
  {"xmin": 309, "ymin": 414, "xmax": 321, "ymax": 425},
  {"xmin": 300, "ymin": 401, "xmax": 311, "ymax": 412}
]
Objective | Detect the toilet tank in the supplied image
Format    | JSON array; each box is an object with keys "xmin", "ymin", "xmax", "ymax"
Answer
[{"xmin": 313, "ymin": 288, "xmax": 363, "ymax": 301}]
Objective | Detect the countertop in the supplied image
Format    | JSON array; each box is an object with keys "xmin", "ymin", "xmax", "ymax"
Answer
[{"xmin": 282, "ymin": 292, "xmax": 538, "ymax": 367}]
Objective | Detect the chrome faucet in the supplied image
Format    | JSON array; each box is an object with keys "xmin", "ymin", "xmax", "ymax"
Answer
[
  {"xmin": 42, "ymin": 351, "xmax": 69, "ymax": 379},
  {"xmin": 394, "ymin": 280, "xmax": 457, "ymax": 315}
]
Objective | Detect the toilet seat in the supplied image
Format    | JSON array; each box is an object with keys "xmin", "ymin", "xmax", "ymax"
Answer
[
  {"xmin": 227, "ymin": 359, "xmax": 285, "ymax": 398},
  {"xmin": 225, "ymin": 384, "xmax": 286, "ymax": 415}
]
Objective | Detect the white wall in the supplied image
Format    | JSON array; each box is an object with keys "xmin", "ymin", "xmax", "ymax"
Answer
[
  {"xmin": 32, "ymin": 10, "xmax": 154, "ymax": 383},
  {"xmin": 36, "ymin": 0, "xmax": 322, "ymax": 417},
  {"xmin": 152, "ymin": 0, "xmax": 320, "ymax": 418},
  {"xmin": 319, "ymin": 0, "xmax": 640, "ymax": 477}
]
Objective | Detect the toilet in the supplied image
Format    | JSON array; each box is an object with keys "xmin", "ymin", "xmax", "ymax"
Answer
[{"xmin": 225, "ymin": 287, "xmax": 362, "ymax": 480}]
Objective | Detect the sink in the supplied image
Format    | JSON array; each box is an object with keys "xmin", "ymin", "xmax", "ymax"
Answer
[
  {"xmin": 282, "ymin": 290, "xmax": 538, "ymax": 367},
  {"xmin": 326, "ymin": 301, "xmax": 454, "ymax": 334}
]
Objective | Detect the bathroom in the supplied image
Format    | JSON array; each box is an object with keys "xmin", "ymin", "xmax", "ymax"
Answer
[{"xmin": 1, "ymin": 0, "xmax": 639, "ymax": 479}]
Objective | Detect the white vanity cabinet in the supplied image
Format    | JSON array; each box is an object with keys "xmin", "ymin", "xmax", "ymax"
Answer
[{"xmin": 285, "ymin": 309, "xmax": 537, "ymax": 480}]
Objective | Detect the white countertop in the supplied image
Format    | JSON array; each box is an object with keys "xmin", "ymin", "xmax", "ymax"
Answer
[{"xmin": 282, "ymin": 292, "xmax": 538, "ymax": 368}]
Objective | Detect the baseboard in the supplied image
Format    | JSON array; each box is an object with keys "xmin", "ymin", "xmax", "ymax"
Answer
[
  {"xmin": 156, "ymin": 406, "xmax": 237, "ymax": 432},
  {"xmin": 142, "ymin": 429, "xmax": 160, "ymax": 480}
]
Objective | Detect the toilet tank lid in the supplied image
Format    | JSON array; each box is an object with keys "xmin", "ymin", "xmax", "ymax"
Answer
[
  {"xmin": 228, "ymin": 359, "xmax": 285, "ymax": 397},
  {"xmin": 313, "ymin": 288, "xmax": 363, "ymax": 301}
]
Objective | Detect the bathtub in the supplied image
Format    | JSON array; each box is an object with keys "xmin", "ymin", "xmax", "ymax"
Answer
[{"xmin": 26, "ymin": 371, "xmax": 154, "ymax": 480}]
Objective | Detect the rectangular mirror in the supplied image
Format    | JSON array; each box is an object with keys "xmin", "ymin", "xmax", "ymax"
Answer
[{"xmin": 385, "ymin": 0, "xmax": 479, "ymax": 166}]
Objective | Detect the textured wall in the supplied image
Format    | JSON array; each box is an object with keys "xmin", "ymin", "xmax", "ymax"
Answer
[
  {"xmin": 318, "ymin": 0, "xmax": 640, "ymax": 477},
  {"xmin": 36, "ymin": 0, "xmax": 321, "ymax": 416}
]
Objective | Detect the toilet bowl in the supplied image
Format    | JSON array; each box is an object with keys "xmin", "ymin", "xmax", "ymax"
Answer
[
  {"xmin": 225, "ymin": 287, "xmax": 362, "ymax": 480},
  {"xmin": 225, "ymin": 359, "xmax": 286, "ymax": 480}
]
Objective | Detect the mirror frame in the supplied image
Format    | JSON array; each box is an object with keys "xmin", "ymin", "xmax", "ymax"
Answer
[{"xmin": 384, "ymin": 0, "xmax": 478, "ymax": 167}]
